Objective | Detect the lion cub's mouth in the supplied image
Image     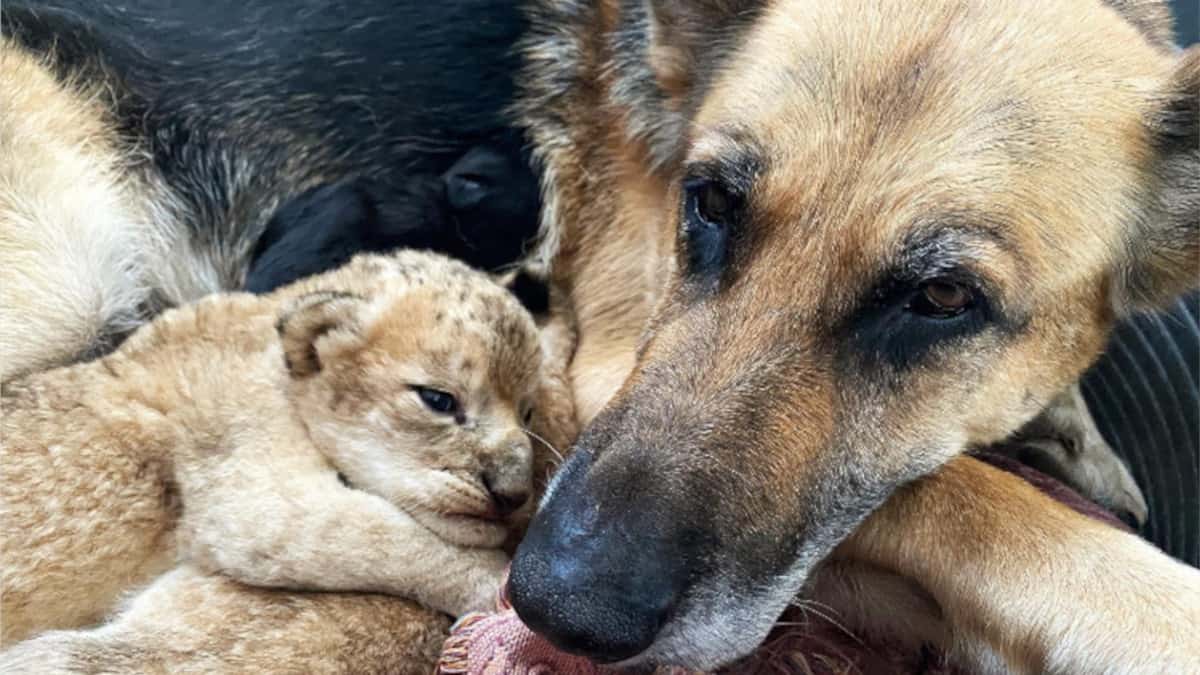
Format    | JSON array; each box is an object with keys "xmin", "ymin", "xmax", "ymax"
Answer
[
  {"xmin": 445, "ymin": 509, "xmax": 506, "ymax": 523},
  {"xmin": 337, "ymin": 471, "xmax": 513, "ymax": 547},
  {"xmin": 421, "ymin": 510, "xmax": 510, "ymax": 548}
]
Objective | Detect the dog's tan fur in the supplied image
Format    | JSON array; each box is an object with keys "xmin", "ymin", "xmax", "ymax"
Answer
[
  {"xmin": 508, "ymin": 0, "xmax": 1199, "ymax": 671},
  {"xmin": 0, "ymin": 251, "xmax": 576, "ymax": 655},
  {"xmin": 0, "ymin": 44, "xmax": 152, "ymax": 382}
]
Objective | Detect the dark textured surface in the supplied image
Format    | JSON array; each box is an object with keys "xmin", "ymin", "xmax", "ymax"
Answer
[
  {"xmin": 1169, "ymin": 0, "xmax": 1198, "ymax": 45},
  {"xmin": 1080, "ymin": 291, "xmax": 1200, "ymax": 566}
]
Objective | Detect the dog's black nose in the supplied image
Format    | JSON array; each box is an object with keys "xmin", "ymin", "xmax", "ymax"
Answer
[
  {"xmin": 508, "ymin": 545, "xmax": 665, "ymax": 661},
  {"xmin": 507, "ymin": 451, "xmax": 685, "ymax": 663}
]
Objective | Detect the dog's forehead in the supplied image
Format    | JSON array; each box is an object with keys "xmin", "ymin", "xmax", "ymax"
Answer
[
  {"xmin": 700, "ymin": 0, "xmax": 1168, "ymax": 131},
  {"xmin": 688, "ymin": 0, "xmax": 1172, "ymax": 299}
]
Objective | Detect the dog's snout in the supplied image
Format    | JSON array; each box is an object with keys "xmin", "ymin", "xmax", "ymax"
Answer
[
  {"xmin": 508, "ymin": 450, "xmax": 686, "ymax": 662},
  {"xmin": 508, "ymin": 545, "xmax": 666, "ymax": 661}
]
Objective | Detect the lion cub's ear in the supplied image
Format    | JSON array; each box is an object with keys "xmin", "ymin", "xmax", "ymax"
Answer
[
  {"xmin": 276, "ymin": 290, "xmax": 370, "ymax": 377},
  {"xmin": 1115, "ymin": 45, "xmax": 1199, "ymax": 313}
]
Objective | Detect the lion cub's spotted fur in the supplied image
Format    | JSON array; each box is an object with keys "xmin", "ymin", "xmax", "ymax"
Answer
[{"xmin": 0, "ymin": 250, "xmax": 576, "ymax": 649}]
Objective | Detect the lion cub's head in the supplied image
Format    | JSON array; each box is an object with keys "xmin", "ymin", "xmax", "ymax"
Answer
[{"xmin": 276, "ymin": 252, "xmax": 545, "ymax": 549}]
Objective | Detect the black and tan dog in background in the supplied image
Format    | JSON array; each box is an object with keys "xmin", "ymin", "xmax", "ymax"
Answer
[{"xmin": 0, "ymin": 0, "xmax": 541, "ymax": 383}]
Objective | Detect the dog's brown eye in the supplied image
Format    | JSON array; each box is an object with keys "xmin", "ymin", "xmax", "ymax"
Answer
[
  {"xmin": 682, "ymin": 178, "xmax": 738, "ymax": 276},
  {"xmin": 694, "ymin": 181, "xmax": 736, "ymax": 226},
  {"xmin": 910, "ymin": 280, "xmax": 973, "ymax": 318},
  {"xmin": 413, "ymin": 386, "xmax": 457, "ymax": 414}
]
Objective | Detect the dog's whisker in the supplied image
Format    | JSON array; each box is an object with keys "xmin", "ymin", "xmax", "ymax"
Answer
[
  {"xmin": 790, "ymin": 652, "xmax": 818, "ymax": 675},
  {"xmin": 796, "ymin": 597, "xmax": 842, "ymax": 617},
  {"xmin": 787, "ymin": 599, "xmax": 863, "ymax": 646}
]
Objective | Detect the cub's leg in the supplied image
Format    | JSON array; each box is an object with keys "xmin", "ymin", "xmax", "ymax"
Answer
[
  {"xmin": 180, "ymin": 463, "xmax": 507, "ymax": 617},
  {"xmin": 0, "ymin": 565, "xmax": 448, "ymax": 675},
  {"xmin": 0, "ymin": 369, "xmax": 179, "ymax": 645}
]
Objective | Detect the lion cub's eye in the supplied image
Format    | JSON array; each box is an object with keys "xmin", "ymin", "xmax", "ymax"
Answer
[
  {"xmin": 522, "ymin": 406, "xmax": 534, "ymax": 427},
  {"xmin": 412, "ymin": 386, "xmax": 458, "ymax": 415}
]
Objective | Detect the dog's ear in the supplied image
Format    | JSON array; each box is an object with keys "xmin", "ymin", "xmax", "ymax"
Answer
[
  {"xmin": 497, "ymin": 268, "xmax": 551, "ymax": 317},
  {"xmin": 276, "ymin": 291, "xmax": 370, "ymax": 377},
  {"xmin": 623, "ymin": 1, "xmax": 764, "ymax": 167},
  {"xmin": 1114, "ymin": 46, "xmax": 1200, "ymax": 314},
  {"xmin": 644, "ymin": 1, "xmax": 762, "ymax": 92}
]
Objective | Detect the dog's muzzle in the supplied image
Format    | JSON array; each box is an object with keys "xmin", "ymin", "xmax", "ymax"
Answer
[{"xmin": 507, "ymin": 449, "xmax": 691, "ymax": 663}]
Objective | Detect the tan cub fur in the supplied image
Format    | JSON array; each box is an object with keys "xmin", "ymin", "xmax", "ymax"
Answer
[
  {"xmin": 0, "ymin": 565, "xmax": 452, "ymax": 675},
  {"xmin": 0, "ymin": 250, "xmax": 572, "ymax": 647}
]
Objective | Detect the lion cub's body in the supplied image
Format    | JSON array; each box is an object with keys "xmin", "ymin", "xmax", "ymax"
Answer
[{"xmin": 1, "ymin": 251, "xmax": 565, "ymax": 647}]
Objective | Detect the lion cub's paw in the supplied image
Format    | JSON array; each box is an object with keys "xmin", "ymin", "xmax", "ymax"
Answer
[
  {"xmin": 452, "ymin": 548, "xmax": 510, "ymax": 617},
  {"xmin": 1000, "ymin": 383, "xmax": 1147, "ymax": 527}
]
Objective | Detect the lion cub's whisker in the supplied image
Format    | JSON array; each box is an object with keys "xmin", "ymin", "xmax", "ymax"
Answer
[{"xmin": 523, "ymin": 427, "xmax": 566, "ymax": 465}]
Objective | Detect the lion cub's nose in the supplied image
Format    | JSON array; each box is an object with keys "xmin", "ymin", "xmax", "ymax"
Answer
[
  {"xmin": 491, "ymin": 489, "xmax": 529, "ymax": 517},
  {"xmin": 482, "ymin": 476, "xmax": 529, "ymax": 517},
  {"xmin": 481, "ymin": 468, "xmax": 530, "ymax": 517}
]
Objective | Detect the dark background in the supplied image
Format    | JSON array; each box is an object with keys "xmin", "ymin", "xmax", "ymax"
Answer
[{"xmin": 1170, "ymin": 0, "xmax": 1198, "ymax": 44}]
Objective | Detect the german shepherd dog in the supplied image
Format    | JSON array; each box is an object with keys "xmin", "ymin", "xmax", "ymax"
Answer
[
  {"xmin": 0, "ymin": 0, "xmax": 539, "ymax": 382},
  {"xmin": 505, "ymin": 0, "xmax": 1200, "ymax": 672}
]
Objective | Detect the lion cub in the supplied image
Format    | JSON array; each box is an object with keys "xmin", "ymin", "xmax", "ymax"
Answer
[{"xmin": 0, "ymin": 250, "xmax": 573, "ymax": 646}]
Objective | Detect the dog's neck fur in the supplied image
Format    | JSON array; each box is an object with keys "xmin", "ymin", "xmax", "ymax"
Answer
[
  {"xmin": 517, "ymin": 0, "xmax": 768, "ymax": 419},
  {"xmin": 515, "ymin": 0, "xmax": 796, "ymax": 420},
  {"xmin": 516, "ymin": 1, "xmax": 670, "ymax": 420}
]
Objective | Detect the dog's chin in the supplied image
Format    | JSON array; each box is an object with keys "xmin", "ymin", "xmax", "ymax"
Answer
[
  {"xmin": 409, "ymin": 507, "xmax": 509, "ymax": 548},
  {"xmin": 612, "ymin": 574, "xmax": 807, "ymax": 671}
]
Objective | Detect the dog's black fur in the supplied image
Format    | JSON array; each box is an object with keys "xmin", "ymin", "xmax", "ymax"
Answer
[
  {"xmin": 245, "ymin": 140, "xmax": 540, "ymax": 294},
  {"xmin": 3, "ymin": 1, "xmax": 540, "ymax": 298}
]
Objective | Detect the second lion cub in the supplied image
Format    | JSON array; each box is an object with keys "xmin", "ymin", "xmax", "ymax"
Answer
[{"xmin": 1, "ymin": 250, "xmax": 574, "ymax": 646}]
